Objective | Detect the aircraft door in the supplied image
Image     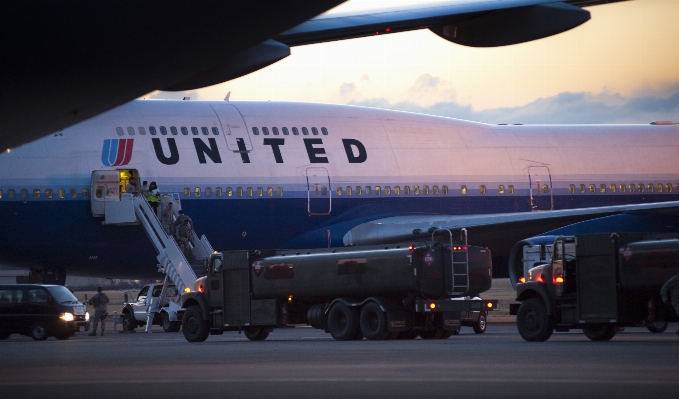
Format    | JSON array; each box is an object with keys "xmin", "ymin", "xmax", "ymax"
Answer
[
  {"xmin": 527, "ymin": 166, "xmax": 554, "ymax": 211},
  {"xmin": 210, "ymin": 104, "xmax": 253, "ymax": 153},
  {"xmin": 306, "ymin": 167, "xmax": 331, "ymax": 215},
  {"xmin": 90, "ymin": 170, "xmax": 121, "ymax": 217}
]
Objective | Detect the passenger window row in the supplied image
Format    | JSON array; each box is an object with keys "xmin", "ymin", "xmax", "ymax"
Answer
[
  {"xmin": 568, "ymin": 183, "xmax": 679, "ymax": 194},
  {"xmin": 0, "ymin": 188, "xmax": 87, "ymax": 200},
  {"xmin": 336, "ymin": 185, "xmax": 450, "ymax": 196},
  {"xmin": 460, "ymin": 185, "xmax": 516, "ymax": 195},
  {"xmin": 116, "ymin": 126, "xmax": 220, "ymax": 136},
  {"xmin": 252, "ymin": 126, "xmax": 329, "ymax": 136},
  {"xmin": 183, "ymin": 186, "xmax": 284, "ymax": 198}
]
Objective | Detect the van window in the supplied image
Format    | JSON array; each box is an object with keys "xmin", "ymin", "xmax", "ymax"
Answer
[
  {"xmin": 28, "ymin": 288, "xmax": 49, "ymax": 304},
  {"xmin": 0, "ymin": 288, "xmax": 22, "ymax": 303}
]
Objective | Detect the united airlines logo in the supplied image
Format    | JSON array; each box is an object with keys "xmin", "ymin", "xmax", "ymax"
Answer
[{"xmin": 102, "ymin": 139, "xmax": 134, "ymax": 166}]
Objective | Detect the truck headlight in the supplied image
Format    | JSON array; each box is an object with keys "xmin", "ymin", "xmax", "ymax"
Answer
[
  {"xmin": 60, "ymin": 312, "xmax": 75, "ymax": 321},
  {"xmin": 85, "ymin": 312, "xmax": 90, "ymax": 321}
]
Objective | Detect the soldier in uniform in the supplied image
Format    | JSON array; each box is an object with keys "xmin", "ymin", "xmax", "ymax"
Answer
[
  {"xmin": 660, "ymin": 273, "xmax": 679, "ymax": 338},
  {"xmin": 86, "ymin": 287, "xmax": 109, "ymax": 336},
  {"xmin": 160, "ymin": 202, "xmax": 174, "ymax": 235},
  {"xmin": 176, "ymin": 217, "xmax": 194, "ymax": 260}
]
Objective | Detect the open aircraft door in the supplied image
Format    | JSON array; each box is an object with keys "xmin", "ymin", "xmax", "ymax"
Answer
[
  {"xmin": 210, "ymin": 104, "xmax": 253, "ymax": 153},
  {"xmin": 306, "ymin": 167, "xmax": 331, "ymax": 216},
  {"xmin": 91, "ymin": 170, "xmax": 121, "ymax": 217},
  {"xmin": 527, "ymin": 166, "xmax": 554, "ymax": 211}
]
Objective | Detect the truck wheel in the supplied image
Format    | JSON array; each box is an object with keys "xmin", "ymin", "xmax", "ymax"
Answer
[
  {"xmin": 583, "ymin": 324, "xmax": 616, "ymax": 341},
  {"xmin": 244, "ymin": 328, "xmax": 270, "ymax": 341},
  {"xmin": 162, "ymin": 312, "xmax": 181, "ymax": 333},
  {"xmin": 646, "ymin": 320, "xmax": 668, "ymax": 333},
  {"xmin": 122, "ymin": 313, "xmax": 136, "ymax": 332},
  {"xmin": 516, "ymin": 298, "xmax": 554, "ymax": 342},
  {"xmin": 359, "ymin": 302, "xmax": 390, "ymax": 340},
  {"xmin": 473, "ymin": 312, "xmax": 487, "ymax": 334},
  {"xmin": 30, "ymin": 322, "xmax": 49, "ymax": 341},
  {"xmin": 419, "ymin": 329, "xmax": 444, "ymax": 339},
  {"xmin": 327, "ymin": 302, "xmax": 360, "ymax": 341},
  {"xmin": 182, "ymin": 305, "xmax": 209, "ymax": 342}
]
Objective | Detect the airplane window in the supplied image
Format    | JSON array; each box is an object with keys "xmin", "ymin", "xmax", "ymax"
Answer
[
  {"xmin": 262, "ymin": 127, "xmax": 269, "ymax": 136},
  {"xmin": 277, "ymin": 187, "xmax": 283, "ymax": 196},
  {"xmin": 674, "ymin": 183, "xmax": 679, "ymax": 192},
  {"xmin": 638, "ymin": 184, "xmax": 644, "ymax": 193},
  {"xmin": 647, "ymin": 184, "xmax": 654, "ymax": 193},
  {"xmin": 69, "ymin": 189, "xmax": 76, "ymax": 198},
  {"xmin": 346, "ymin": 186, "xmax": 352, "ymax": 196},
  {"xmin": 138, "ymin": 127, "xmax": 146, "ymax": 135},
  {"xmin": 201, "ymin": 127, "xmax": 209, "ymax": 135},
  {"xmin": 116, "ymin": 127, "xmax": 124, "ymax": 136},
  {"xmin": 375, "ymin": 186, "xmax": 381, "ymax": 196},
  {"xmin": 667, "ymin": 183, "xmax": 673, "ymax": 192},
  {"xmin": 292, "ymin": 127, "xmax": 299, "ymax": 135},
  {"xmin": 212, "ymin": 127, "xmax": 219, "ymax": 135},
  {"xmin": 226, "ymin": 187, "xmax": 233, "ymax": 197},
  {"xmin": 302, "ymin": 127, "xmax": 309, "ymax": 135},
  {"xmin": 170, "ymin": 126, "xmax": 178, "ymax": 135},
  {"xmin": 404, "ymin": 186, "xmax": 410, "ymax": 195},
  {"xmin": 619, "ymin": 184, "xmax": 626, "ymax": 193},
  {"xmin": 282, "ymin": 127, "xmax": 289, "ymax": 135},
  {"xmin": 82, "ymin": 188, "xmax": 89, "ymax": 199},
  {"xmin": 257, "ymin": 187, "xmax": 263, "ymax": 197},
  {"xmin": 394, "ymin": 186, "xmax": 400, "ymax": 195},
  {"xmin": 237, "ymin": 187, "xmax": 243, "ymax": 197},
  {"xmin": 127, "ymin": 127, "xmax": 135, "ymax": 136},
  {"xmin": 312, "ymin": 127, "xmax": 319, "ymax": 135},
  {"xmin": 184, "ymin": 188, "xmax": 190, "ymax": 197},
  {"xmin": 657, "ymin": 184, "xmax": 663, "ymax": 193},
  {"xmin": 479, "ymin": 185, "xmax": 486, "ymax": 195},
  {"xmin": 498, "ymin": 185, "xmax": 505, "ymax": 195},
  {"xmin": 160, "ymin": 126, "xmax": 168, "ymax": 135},
  {"xmin": 45, "ymin": 189, "xmax": 53, "ymax": 199},
  {"xmin": 194, "ymin": 187, "xmax": 201, "ymax": 197},
  {"xmin": 267, "ymin": 187, "xmax": 273, "ymax": 197},
  {"xmin": 443, "ymin": 185, "xmax": 449, "ymax": 195},
  {"xmin": 579, "ymin": 184, "xmax": 585, "ymax": 194},
  {"xmin": 149, "ymin": 126, "xmax": 157, "ymax": 135},
  {"xmin": 508, "ymin": 185, "xmax": 514, "ymax": 194},
  {"xmin": 0, "ymin": 190, "xmax": 2, "ymax": 199},
  {"xmin": 356, "ymin": 186, "xmax": 362, "ymax": 196},
  {"xmin": 272, "ymin": 127, "xmax": 279, "ymax": 136},
  {"xmin": 32, "ymin": 189, "xmax": 40, "ymax": 199},
  {"xmin": 216, "ymin": 187, "xmax": 222, "ymax": 197},
  {"xmin": 205, "ymin": 187, "xmax": 212, "ymax": 197},
  {"xmin": 8, "ymin": 189, "xmax": 15, "ymax": 199},
  {"xmin": 191, "ymin": 127, "xmax": 199, "ymax": 135},
  {"xmin": 422, "ymin": 186, "xmax": 429, "ymax": 195},
  {"xmin": 319, "ymin": 186, "xmax": 326, "ymax": 196},
  {"xmin": 629, "ymin": 184, "xmax": 635, "ymax": 193},
  {"xmin": 247, "ymin": 187, "xmax": 253, "ymax": 197},
  {"xmin": 58, "ymin": 188, "xmax": 64, "ymax": 199},
  {"xmin": 364, "ymin": 186, "xmax": 370, "ymax": 195},
  {"xmin": 181, "ymin": 127, "xmax": 189, "ymax": 135},
  {"xmin": 589, "ymin": 184, "xmax": 595, "ymax": 193},
  {"xmin": 569, "ymin": 184, "xmax": 575, "ymax": 194},
  {"xmin": 610, "ymin": 184, "xmax": 617, "ymax": 193},
  {"xmin": 252, "ymin": 127, "xmax": 259, "ymax": 135},
  {"xmin": 432, "ymin": 185, "xmax": 439, "ymax": 195},
  {"xmin": 336, "ymin": 186, "xmax": 342, "ymax": 196},
  {"xmin": 542, "ymin": 184, "xmax": 549, "ymax": 194},
  {"xmin": 460, "ymin": 185, "xmax": 467, "ymax": 195},
  {"xmin": 322, "ymin": 127, "xmax": 328, "ymax": 135},
  {"xmin": 385, "ymin": 186, "xmax": 391, "ymax": 196}
]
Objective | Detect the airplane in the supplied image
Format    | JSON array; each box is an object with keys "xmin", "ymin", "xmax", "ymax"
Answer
[
  {"xmin": 0, "ymin": 0, "xmax": 625, "ymax": 152},
  {"xmin": 1, "ymin": 99, "xmax": 678, "ymax": 285}
]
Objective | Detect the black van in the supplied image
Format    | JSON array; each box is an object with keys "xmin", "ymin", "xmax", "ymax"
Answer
[{"xmin": 0, "ymin": 284, "xmax": 91, "ymax": 340}]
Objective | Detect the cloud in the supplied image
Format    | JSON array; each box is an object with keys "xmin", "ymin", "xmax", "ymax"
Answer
[
  {"xmin": 404, "ymin": 73, "xmax": 456, "ymax": 106},
  {"xmin": 349, "ymin": 84, "xmax": 679, "ymax": 124},
  {"xmin": 360, "ymin": 74, "xmax": 371, "ymax": 82},
  {"xmin": 339, "ymin": 82, "xmax": 357, "ymax": 96}
]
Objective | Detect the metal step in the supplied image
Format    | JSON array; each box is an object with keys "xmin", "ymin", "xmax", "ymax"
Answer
[{"xmin": 190, "ymin": 260, "xmax": 206, "ymax": 278}]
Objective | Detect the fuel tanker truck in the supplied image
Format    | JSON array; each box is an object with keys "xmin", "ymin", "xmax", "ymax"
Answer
[
  {"xmin": 179, "ymin": 229, "xmax": 498, "ymax": 342},
  {"xmin": 509, "ymin": 232, "xmax": 679, "ymax": 342}
]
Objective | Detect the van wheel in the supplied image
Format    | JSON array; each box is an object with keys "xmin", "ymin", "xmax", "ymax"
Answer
[
  {"xmin": 122, "ymin": 313, "xmax": 136, "ymax": 332},
  {"xmin": 30, "ymin": 322, "xmax": 49, "ymax": 341},
  {"xmin": 244, "ymin": 327, "xmax": 270, "ymax": 341},
  {"xmin": 516, "ymin": 298, "xmax": 554, "ymax": 342},
  {"xmin": 359, "ymin": 302, "xmax": 390, "ymax": 340},
  {"xmin": 182, "ymin": 305, "xmax": 209, "ymax": 342},
  {"xmin": 0, "ymin": 332, "xmax": 11, "ymax": 340},
  {"xmin": 646, "ymin": 320, "xmax": 668, "ymax": 333},
  {"xmin": 327, "ymin": 302, "xmax": 360, "ymax": 341},
  {"xmin": 473, "ymin": 312, "xmax": 487, "ymax": 334},
  {"xmin": 583, "ymin": 324, "xmax": 616, "ymax": 341}
]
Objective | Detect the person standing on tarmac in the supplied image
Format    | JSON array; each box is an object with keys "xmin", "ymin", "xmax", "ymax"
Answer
[
  {"xmin": 660, "ymin": 273, "xmax": 679, "ymax": 339},
  {"xmin": 86, "ymin": 287, "xmax": 109, "ymax": 336},
  {"xmin": 160, "ymin": 202, "xmax": 174, "ymax": 235},
  {"xmin": 147, "ymin": 181, "xmax": 160, "ymax": 216}
]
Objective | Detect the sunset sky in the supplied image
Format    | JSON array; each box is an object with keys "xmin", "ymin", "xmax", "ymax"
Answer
[{"xmin": 148, "ymin": 0, "xmax": 679, "ymax": 124}]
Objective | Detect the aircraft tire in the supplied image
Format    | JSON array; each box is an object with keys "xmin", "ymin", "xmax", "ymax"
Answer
[
  {"xmin": 327, "ymin": 302, "xmax": 360, "ymax": 341},
  {"xmin": 359, "ymin": 302, "xmax": 390, "ymax": 340},
  {"xmin": 182, "ymin": 305, "xmax": 209, "ymax": 342},
  {"xmin": 583, "ymin": 324, "xmax": 617, "ymax": 341},
  {"xmin": 516, "ymin": 298, "xmax": 554, "ymax": 342}
]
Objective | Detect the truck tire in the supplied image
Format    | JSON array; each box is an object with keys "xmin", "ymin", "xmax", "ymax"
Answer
[
  {"xmin": 122, "ymin": 313, "xmax": 136, "ymax": 332},
  {"xmin": 30, "ymin": 322, "xmax": 49, "ymax": 341},
  {"xmin": 359, "ymin": 302, "xmax": 390, "ymax": 340},
  {"xmin": 327, "ymin": 302, "xmax": 360, "ymax": 341},
  {"xmin": 516, "ymin": 298, "xmax": 554, "ymax": 342},
  {"xmin": 162, "ymin": 312, "xmax": 181, "ymax": 333},
  {"xmin": 646, "ymin": 320, "xmax": 668, "ymax": 333},
  {"xmin": 244, "ymin": 328, "xmax": 270, "ymax": 341},
  {"xmin": 182, "ymin": 305, "xmax": 209, "ymax": 342},
  {"xmin": 473, "ymin": 311, "xmax": 487, "ymax": 334},
  {"xmin": 582, "ymin": 324, "xmax": 616, "ymax": 341}
]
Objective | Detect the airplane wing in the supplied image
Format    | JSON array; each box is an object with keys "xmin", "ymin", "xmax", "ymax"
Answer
[
  {"xmin": 342, "ymin": 200, "xmax": 679, "ymax": 257},
  {"xmin": 278, "ymin": 0, "xmax": 628, "ymax": 48}
]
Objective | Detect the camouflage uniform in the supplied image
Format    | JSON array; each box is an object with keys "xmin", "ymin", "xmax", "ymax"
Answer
[
  {"xmin": 176, "ymin": 219, "xmax": 194, "ymax": 259},
  {"xmin": 87, "ymin": 290, "xmax": 109, "ymax": 336},
  {"xmin": 160, "ymin": 204, "xmax": 174, "ymax": 235}
]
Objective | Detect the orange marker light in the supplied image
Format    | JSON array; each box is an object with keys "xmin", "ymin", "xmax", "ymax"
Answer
[
  {"xmin": 429, "ymin": 303, "xmax": 436, "ymax": 309},
  {"xmin": 197, "ymin": 285, "xmax": 204, "ymax": 293},
  {"xmin": 486, "ymin": 302, "xmax": 493, "ymax": 309},
  {"xmin": 183, "ymin": 287, "xmax": 190, "ymax": 293},
  {"xmin": 519, "ymin": 277, "xmax": 526, "ymax": 283},
  {"xmin": 408, "ymin": 245, "xmax": 415, "ymax": 252},
  {"xmin": 288, "ymin": 295, "xmax": 293, "ymax": 302},
  {"xmin": 555, "ymin": 276, "xmax": 564, "ymax": 283}
]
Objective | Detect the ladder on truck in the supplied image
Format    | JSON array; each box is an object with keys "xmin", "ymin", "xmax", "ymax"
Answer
[{"xmin": 432, "ymin": 228, "xmax": 469, "ymax": 296}]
